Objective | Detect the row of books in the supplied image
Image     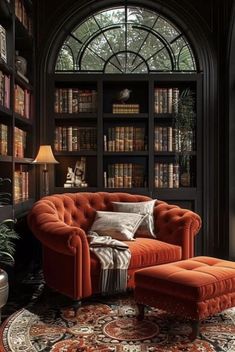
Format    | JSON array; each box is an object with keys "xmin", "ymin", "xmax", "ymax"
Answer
[
  {"xmin": 14, "ymin": 84, "xmax": 31, "ymax": 118},
  {"xmin": 104, "ymin": 126, "xmax": 146, "ymax": 152},
  {"xmin": 0, "ymin": 25, "xmax": 7, "ymax": 63},
  {"xmin": 0, "ymin": 123, "xmax": 8, "ymax": 155},
  {"xmin": 54, "ymin": 88, "xmax": 97, "ymax": 113},
  {"xmin": 14, "ymin": 127, "xmax": 26, "ymax": 158},
  {"xmin": 0, "ymin": 70, "xmax": 10, "ymax": 109},
  {"xmin": 104, "ymin": 163, "xmax": 145, "ymax": 188},
  {"xmin": 154, "ymin": 163, "xmax": 180, "ymax": 188},
  {"xmin": 14, "ymin": 170, "xmax": 29, "ymax": 202},
  {"xmin": 154, "ymin": 126, "xmax": 194, "ymax": 152},
  {"xmin": 15, "ymin": 0, "xmax": 33, "ymax": 35},
  {"xmin": 154, "ymin": 88, "xmax": 180, "ymax": 114},
  {"xmin": 112, "ymin": 104, "xmax": 140, "ymax": 114},
  {"xmin": 54, "ymin": 126, "xmax": 97, "ymax": 151}
]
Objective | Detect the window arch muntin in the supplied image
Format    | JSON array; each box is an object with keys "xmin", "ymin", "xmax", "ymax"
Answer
[{"xmin": 55, "ymin": 5, "xmax": 197, "ymax": 73}]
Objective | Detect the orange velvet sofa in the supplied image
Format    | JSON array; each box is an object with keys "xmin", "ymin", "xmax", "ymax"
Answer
[{"xmin": 27, "ymin": 192, "xmax": 201, "ymax": 300}]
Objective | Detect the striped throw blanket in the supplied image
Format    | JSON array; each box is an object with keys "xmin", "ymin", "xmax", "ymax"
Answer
[{"xmin": 88, "ymin": 231, "xmax": 131, "ymax": 294}]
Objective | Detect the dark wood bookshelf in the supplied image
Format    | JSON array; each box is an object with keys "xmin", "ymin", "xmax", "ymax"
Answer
[
  {"xmin": 48, "ymin": 74, "xmax": 201, "ymax": 216},
  {"xmin": 0, "ymin": 0, "xmax": 35, "ymax": 220},
  {"xmin": 0, "ymin": 0, "xmax": 12, "ymax": 21},
  {"xmin": 15, "ymin": 17, "xmax": 32, "ymax": 40}
]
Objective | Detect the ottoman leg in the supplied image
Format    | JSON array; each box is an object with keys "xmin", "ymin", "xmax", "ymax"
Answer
[
  {"xmin": 137, "ymin": 303, "xmax": 145, "ymax": 321},
  {"xmin": 189, "ymin": 320, "xmax": 200, "ymax": 341}
]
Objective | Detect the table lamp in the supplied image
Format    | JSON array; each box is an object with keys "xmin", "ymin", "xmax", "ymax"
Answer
[{"xmin": 32, "ymin": 145, "xmax": 59, "ymax": 196}]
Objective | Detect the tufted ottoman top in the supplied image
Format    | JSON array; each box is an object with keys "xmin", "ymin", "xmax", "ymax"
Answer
[{"xmin": 135, "ymin": 256, "xmax": 235, "ymax": 301}]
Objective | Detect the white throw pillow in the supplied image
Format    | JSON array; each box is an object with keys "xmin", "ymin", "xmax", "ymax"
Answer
[
  {"xmin": 90, "ymin": 211, "xmax": 144, "ymax": 241},
  {"xmin": 112, "ymin": 200, "xmax": 156, "ymax": 238}
]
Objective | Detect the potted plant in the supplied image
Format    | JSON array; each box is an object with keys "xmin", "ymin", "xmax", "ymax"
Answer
[
  {"xmin": 0, "ymin": 219, "xmax": 19, "ymax": 267},
  {"xmin": 175, "ymin": 88, "xmax": 196, "ymax": 187},
  {"xmin": 0, "ymin": 177, "xmax": 12, "ymax": 206}
]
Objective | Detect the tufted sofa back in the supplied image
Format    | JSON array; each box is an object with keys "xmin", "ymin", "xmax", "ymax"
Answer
[{"xmin": 29, "ymin": 192, "xmax": 151, "ymax": 232}]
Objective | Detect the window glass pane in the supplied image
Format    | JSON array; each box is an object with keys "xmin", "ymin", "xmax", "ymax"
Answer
[
  {"xmin": 56, "ymin": 45, "xmax": 74, "ymax": 71},
  {"xmin": 130, "ymin": 61, "xmax": 148, "ymax": 73},
  {"xmin": 73, "ymin": 17, "xmax": 99, "ymax": 43},
  {"xmin": 127, "ymin": 7, "xmax": 157, "ymax": 27},
  {"xmin": 178, "ymin": 45, "xmax": 196, "ymax": 71},
  {"xmin": 88, "ymin": 34, "xmax": 113, "ymax": 60},
  {"xmin": 153, "ymin": 17, "xmax": 179, "ymax": 42},
  {"xmin": 80, "ymin": 49, "xmax": 104, "ymax": 71},
  {"xmin": 104, "ymin": 27, "xmax": 125, "ymax": 53},
  {"xmin": 95, "ymin": 8, "xmax": 125, "ymax": 27},
  {"xmin": 127, "ymin": 25, "xmax": 147, "ymax": 53},
  {"xmin": 140, "ymin": 32, "xmax": 164, "ymax": 60},
  {"xmin": 148, "ymin": 48, "xmax": 172, "ymax": 71}
]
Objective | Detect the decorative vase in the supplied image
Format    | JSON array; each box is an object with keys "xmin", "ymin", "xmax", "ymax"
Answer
[{"xmin": 15, "ymin": 51, "xmax": 27, "ymax": 76}]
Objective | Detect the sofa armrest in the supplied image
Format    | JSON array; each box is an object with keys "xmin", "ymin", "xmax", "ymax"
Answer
[
  {"xmin": 27, "ymin": 201, "xmax": 89, "ymax": 256},
  {"xmin": 153, "ymin": 201, "xmax": 202, "ymax": 259}
]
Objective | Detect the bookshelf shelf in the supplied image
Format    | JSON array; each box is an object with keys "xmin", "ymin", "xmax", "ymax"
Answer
[
  {"xmin": 0, "ymin": 205, "xmax": 12, "ymax": 222},
  {"xmin": 0, "ymin": 155, "xmax": 12, "ymax": 162},
  {"xmin": 55, "ymin": 151, "xmax": 97, "ymax": 156},
  {"xmin": 103, "ymin": 151, "xmax": 148, "ymax": 156},
  {"xmin": 104, "ymin": 187, "xmax": 148, "ymax": 195},
  {"xmin": 103, "ymin": 113, "xmax": 148, "ymax": 119},
  {"xmin": 15, "ymin": 72, "xmax": 33, "ymax": 90},
  {"xmin": 55, "ymin": 113, "xmax": 97, "ymax": 120},
  {"xmin": 0, "ymin": 59, "xmax": 12, "ymax": 74},
  {"xmin": 14, "ymin": 157, "xmax": 33, "ymax": 163},
  {"xmin": 14, "ymin": 197, "xmax": 34, "ymax": 217},
  {"xmin": 0, "ymin": 0, "xmax": 35, "ymax": 220},
  {"xmin": 55, "ymin": 186, "xmax": 98, "ymax": 193},
  {"xmin": 154, "ymin": 151, "xmax": 197, "ymax": 156},
  {"xmin": 14, "ymin": 113, "xmax": 33, "ymax": 127},
  {"xmin": 0, "ymin": 105, "xmax": 12, "ymax": 117}
]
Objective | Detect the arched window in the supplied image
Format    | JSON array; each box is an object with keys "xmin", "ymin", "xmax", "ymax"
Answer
[{"xmin": 56, "ymin": 6, "xmax": 196, "ymax": 73}]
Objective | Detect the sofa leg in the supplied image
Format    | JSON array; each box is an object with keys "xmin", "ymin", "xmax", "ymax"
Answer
[
  {"xmin": 72, "ymin": 300, "xmax": 82, "ymax": 310},
  {"xmin": 189, "ymin": 320, "xmax": 200, "ymax": 341},
  {"xmin": 136, "ymin": 303, "xmax": 145, "ymax": 320}
]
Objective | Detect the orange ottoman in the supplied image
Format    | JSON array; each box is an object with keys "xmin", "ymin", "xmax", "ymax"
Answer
[{"xmin": 134, "ymin": 256, "xmax": 235, "ymax": 339}]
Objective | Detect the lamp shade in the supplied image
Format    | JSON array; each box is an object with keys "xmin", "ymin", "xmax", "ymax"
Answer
[{"xmin": 32, "ymin": 145, "xmax": 59, "ymax": 164}]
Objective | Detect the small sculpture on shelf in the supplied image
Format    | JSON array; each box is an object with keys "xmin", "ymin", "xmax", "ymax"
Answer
[
  {"xmin": 15, "ymin": 51, "xmax": 27, "ymax": 75},
  {"xmin": 64, "ymin": 167, "xmax": 75, "ymax": 188},
  {"xmin": 117, "ymin": 88, "xmax": 132, "ymax": 104},
  {"xmin": 74, "ymin": 158, "xmax": 88, "ymax": 188},
  {"xmin": 64, "ymin": 158, "xmax": 88, "ymax": 188}
]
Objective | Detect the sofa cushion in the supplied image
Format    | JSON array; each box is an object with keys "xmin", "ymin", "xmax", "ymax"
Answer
[
  {"xmin": 90, "ymin": 211, "xmax": 144, "ymax": 241},
  {"xmin": 90, "ymin": 238, "xmax": 182, "ymax": 274},
  {"xmin": 112, "ymin": 200, "xmax": 156, "ymax": 238}
]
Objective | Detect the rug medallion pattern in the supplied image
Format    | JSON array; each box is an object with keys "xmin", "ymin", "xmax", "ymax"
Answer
[{"xmin": 1, "ymin": 295, "xmax": 235, "ymax": 351}]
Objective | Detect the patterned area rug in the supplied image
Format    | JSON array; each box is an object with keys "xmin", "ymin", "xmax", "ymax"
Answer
[{"xmin": 1, "ymin": 292, "xmax": 235, "ymax": 352}]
